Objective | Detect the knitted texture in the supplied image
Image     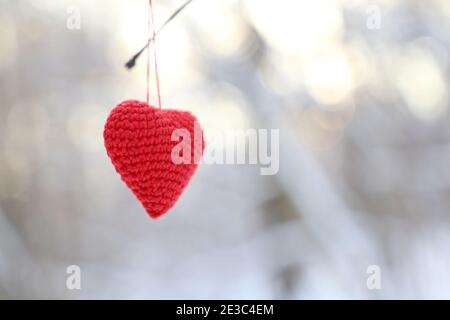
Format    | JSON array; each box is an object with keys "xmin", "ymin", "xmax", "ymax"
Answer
[{"xmin": 104, "ymin": 100, "xmax": 204, "ymax": 219}]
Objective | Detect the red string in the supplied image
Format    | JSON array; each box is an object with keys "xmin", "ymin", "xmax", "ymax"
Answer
[
  {"xmin": 149, "ymin": 0, "xmax": 162, "ymax": 109},
  {"xmin": 146, "ymin": 1, "xmax": 151, "ymax": 104}
]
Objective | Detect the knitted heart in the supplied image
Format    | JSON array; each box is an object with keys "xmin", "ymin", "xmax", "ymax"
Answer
[{"xmin": 103, "ymin": 100, "xmax": 204, "ymax": 219}]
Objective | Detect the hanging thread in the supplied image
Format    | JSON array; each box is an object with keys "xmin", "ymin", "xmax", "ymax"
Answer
[
  {"xmin": 149, "ymin": 0, "xmax": 162, "ymax": 109},
  {"xmin": 145, "ymin": 0, "xmax": 162, "ymax": 108},
  {"xmin": 146, "ymin": 0, "xmax": 151, "ymax": 104}
]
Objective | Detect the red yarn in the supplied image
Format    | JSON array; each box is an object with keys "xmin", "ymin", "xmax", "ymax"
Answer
[{"xmin": 104, "ymin": 100, "xmax": 204, "ymax": 219}]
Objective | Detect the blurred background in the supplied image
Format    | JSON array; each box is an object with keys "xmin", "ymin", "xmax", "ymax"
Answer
[{"xmin": 1, "ymin": 0, "xmax": 450, "ymax": 299}]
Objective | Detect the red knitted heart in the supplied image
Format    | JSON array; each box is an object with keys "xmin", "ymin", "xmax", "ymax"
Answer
[{"xmin": 103, "ymin": 100, "xmax": 204, "ymax": 219}]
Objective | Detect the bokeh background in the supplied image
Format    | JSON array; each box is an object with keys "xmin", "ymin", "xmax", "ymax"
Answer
[{"xmin": 1, "ymin": 0, "xmax": 450, "ymax": 299}]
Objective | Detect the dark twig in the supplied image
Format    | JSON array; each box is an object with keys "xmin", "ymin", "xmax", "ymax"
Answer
[{"xmin": 125, "ymin": 0, "xmax": 195, "ymax": 69}]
